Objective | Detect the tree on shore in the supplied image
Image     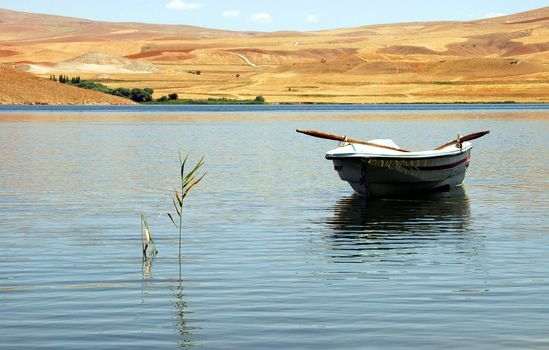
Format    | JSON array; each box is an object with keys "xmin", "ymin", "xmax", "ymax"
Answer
[
  {"xmin": 130, "ymin": 88, "xmax": 153, "ymax": 102},
  {"xmin": 112, "ymin": 87, "xmax": 131, "ymax": 98}
]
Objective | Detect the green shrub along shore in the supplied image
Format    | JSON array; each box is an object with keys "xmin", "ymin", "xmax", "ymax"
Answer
[
  {"xmin": 52, "ymin": 75, "xmax": 154, "ymax": 102},
  {"xmin": 149, "ymin": 95, "xmax": 266, "ymax": 105},
  {"xmin": 50, "ymin": 75, "xmax": 266, "ymax": 104}
]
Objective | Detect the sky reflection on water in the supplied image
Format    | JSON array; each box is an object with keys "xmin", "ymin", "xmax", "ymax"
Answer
[{"xmin": 0, "ymin": 109, "xmax": 548, "ymax": 349}]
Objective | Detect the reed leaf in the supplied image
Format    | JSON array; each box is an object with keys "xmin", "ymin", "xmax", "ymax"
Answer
[
  {"xmin": 141, "ymin": 213, "xmax": 158, "ymax": 258},
  {"xmin": 144, "ymin": 226, "xmax": 151, "ymax": 246},
  {"xmin": 183, "ymin": 172, "xmax": 207, "ymax": 198},
  {"xmin": 180, "ymin": 154, "xmax": 188, "ymax": 182},
  {"xmin": 172, "ymin": 198, "xmax": 182, "ymax": 217},
  {"xmin": 182, "ymin": 156, "xmax": 205, "ymax": 184},
  {"xmin": 140, "ymin": 213, "xmax": 146, "ymax": 253},
  {"xmin": 175, "ymin": 190, "xmax": 182, "ymax": 206},
  {"xmin": 167, "ymin": 212, "xmax": 178, "ymax": 227},
  {"xmin": 182, "ymin": 175, "xmax": 197, "ymax": 189}
]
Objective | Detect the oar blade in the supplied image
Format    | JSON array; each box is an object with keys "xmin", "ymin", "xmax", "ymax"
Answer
[
  {"xmin": 460, "ymin": 130, "xmax": 490, "ymax": 143},
  {"xmin": 435, "ymin": 130, "xmax": 490, "ymax": 150}
]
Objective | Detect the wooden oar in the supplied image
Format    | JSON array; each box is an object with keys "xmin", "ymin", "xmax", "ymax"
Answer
[
  {"xmin": 296, "ymin": 129, "xmax": 410, "ymax": 152},
  {"xmin": 434, "ymin": 130, "xmax": 490, "ymax": 150}
]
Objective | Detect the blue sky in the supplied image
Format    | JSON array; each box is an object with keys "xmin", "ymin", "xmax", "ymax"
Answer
[{"xmin": 0, "ymin": 0, "xmax": 547, "ymax": 31}]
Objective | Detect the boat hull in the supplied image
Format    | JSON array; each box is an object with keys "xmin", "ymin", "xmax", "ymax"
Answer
[{"xmin": 328, "ymin": 149, "xmax": 471, "ymax": 197}]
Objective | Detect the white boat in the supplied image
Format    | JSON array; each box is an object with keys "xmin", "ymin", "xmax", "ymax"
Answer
[
  {"xmin": 297, "ymin": 129, "xmax": 488, "ymax": 198},
  {"xmin": 326, "ymin": 139, "xmax": 472, "ymax": 197}
]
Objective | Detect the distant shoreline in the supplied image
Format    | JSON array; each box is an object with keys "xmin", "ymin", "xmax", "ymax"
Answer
[
  {"xmin": 3, "ymin": 101, "xmax": 549, "ymax": 107},
  {"xmin": 2, "ymin": 102, "xmax": 549, "ymax": 110}
]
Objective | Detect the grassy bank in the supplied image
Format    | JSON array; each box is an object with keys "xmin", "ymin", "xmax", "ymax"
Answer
[
  {"xmin": 52, "ymin": 76, "xmax": 267, "ymax": 105},
  {"xmin": 146, "ymin": 96, "xmax": 266, "ymax": 105}
]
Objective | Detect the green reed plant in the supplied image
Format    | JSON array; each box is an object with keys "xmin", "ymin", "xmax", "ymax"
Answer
[{"xmin": 167, "ymin": 154, "xmax": 207, "ymax": 258}]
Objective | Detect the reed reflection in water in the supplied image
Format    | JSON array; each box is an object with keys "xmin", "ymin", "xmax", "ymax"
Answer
[
  {"xmin": 140, "ymin": 258, "xmax": 197, "ymax": 349},
  {"xmin": 324, "ymin": 188, "xmax": 474, "ymax": 262}
]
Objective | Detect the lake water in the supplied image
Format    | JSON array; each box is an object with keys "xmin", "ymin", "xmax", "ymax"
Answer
[{"xmin": 1, "ymin": 106, "xmax": 548, "ymax": 349}]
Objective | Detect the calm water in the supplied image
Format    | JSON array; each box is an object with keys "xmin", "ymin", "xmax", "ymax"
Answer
[{"xmin": 1, "ymin": 107, "xmax": 548, "ymax": 349}]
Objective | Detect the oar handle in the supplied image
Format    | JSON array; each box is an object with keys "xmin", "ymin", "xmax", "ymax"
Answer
[
  {"xmin": 435, "ymin": 130, "xmax": 490, "ymax": 150},
  {"xmin": 296, "ymin": 129, "xmax": 410, "ymax": 152},
  {"xmin": 296, "ymin": 129, "xmax": 346, "ymax": 142}
]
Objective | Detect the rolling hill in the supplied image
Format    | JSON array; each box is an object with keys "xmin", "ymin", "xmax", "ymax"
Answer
[
  {"xmin": 0, "ymin": 7, "xmax": 548, "ymax": 103},
  {"xmin": 0, "ymin": 64, "xmax": 134, "ymax": 105}
]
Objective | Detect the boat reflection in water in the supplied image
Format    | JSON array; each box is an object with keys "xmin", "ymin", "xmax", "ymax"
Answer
[{"xmin": 324, "ymin": 187, "xmax": 473, "ymax": 262}]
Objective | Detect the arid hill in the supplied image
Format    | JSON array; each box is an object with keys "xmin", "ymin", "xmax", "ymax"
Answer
[
  {"xmin": 0, "ymin": 7, "xmax": 548, "ymax": 103},
  {"xmin": 0, "ymin": 64, "xmax": 134, "ymax": 105}
]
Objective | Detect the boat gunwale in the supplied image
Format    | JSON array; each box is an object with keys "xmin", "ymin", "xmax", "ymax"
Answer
[{"xmin": 325, "ymin": 143, "xmax": 472, "ymax": 161}]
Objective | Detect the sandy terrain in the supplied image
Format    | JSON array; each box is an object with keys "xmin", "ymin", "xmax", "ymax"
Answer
[
  {"xmin": 0, "ymin": 7, "xmax": 548, "ymax": 103},
  {"xmin": 25, "ymin": 52, "xmax": 159, "ymax": 74},
  {"xmin": 0, "ymin": 64, "xmax": 135, "ymax": 105}
]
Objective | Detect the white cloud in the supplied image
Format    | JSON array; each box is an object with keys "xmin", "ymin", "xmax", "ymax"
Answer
[
  {"xmin": 250, "ymin": 12, "xmax": 272, "ymax": 23},
  {"xmin": 166, "ymin": 0, "xmax": 203, "ymax": 10},
  {"xmin": 223, "ymin": 10, "xmax": 240, "ymax": 17},
  {"xmin": 483, "ymin": 12, "xmax": 507, "ymax": 18},
  {"xmin": 307, "ymin": 14, "xmax": 319, "ymax": 23}
]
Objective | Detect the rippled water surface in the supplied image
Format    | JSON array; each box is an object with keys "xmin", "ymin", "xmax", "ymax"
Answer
[{"xmin": 1, "ymin": 108, "xmax": 548, "ymax": 349}]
